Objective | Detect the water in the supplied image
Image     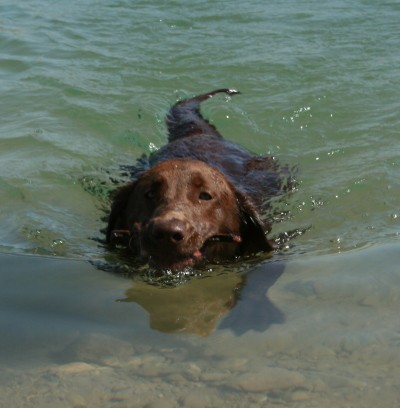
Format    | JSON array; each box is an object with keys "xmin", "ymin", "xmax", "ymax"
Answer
[{"xmin": 1, "ymin": 0, "xmax": 400, "ymax": 406}]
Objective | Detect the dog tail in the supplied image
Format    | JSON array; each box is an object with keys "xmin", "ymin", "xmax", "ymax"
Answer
[{"xmin": 166, "ymin": 88, "xmax": 240, "ymax": 142}]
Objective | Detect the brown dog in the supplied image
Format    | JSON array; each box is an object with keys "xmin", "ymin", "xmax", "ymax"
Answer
[{"xmin": 106, "ymin": 89, "xmax": 288, "ymax": 270}]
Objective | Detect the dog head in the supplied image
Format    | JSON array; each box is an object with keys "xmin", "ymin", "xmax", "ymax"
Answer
[{"xmin": 106, "ymin": 159, "xmax": 273, "ymax": 270}]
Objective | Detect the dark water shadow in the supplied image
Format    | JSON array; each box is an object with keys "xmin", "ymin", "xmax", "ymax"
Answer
[
  {"xmin": 119, "ymin": 260, "xmax": 285, "ymax": 337},
  {"xmin": 218, "ymin": 261, "xmax": 285, "ymax": 335}
]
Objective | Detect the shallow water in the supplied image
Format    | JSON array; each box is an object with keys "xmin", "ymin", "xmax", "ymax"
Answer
[
  {"xmin": 1, "ymin": 0, "xmax": 399, "ymax": 406},
  {"xmin": 1, "ymin": 246, "xmax": 400, "ymax": 407}
]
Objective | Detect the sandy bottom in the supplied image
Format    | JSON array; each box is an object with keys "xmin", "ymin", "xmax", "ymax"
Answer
[{"xmin": 1, "ymin": 243, "xmax": 399, "ymax": 407}]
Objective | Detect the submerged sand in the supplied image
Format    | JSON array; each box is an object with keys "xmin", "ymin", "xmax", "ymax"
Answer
[{"xmin": 1, "ymin": 243, "xmax": 399, "ymax": 407}]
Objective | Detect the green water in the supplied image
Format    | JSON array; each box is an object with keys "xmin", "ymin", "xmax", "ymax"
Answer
[
  {"xmin": 1, "ymin": 0, "xmax": 399, "ymax": 406},
  {"xmin": 1, "ymin": 0, "xmax": 399, "ymax": 259}
]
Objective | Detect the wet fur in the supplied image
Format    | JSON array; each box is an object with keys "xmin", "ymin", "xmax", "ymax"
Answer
[{"xmin": 106, "ymin": 89, "xmax": 287, "ymax": 270}]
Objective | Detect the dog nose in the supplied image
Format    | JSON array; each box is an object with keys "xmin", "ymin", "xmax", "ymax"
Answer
[{"xmin": 151, "ymin": 219, "xmax": 186, "ymax": 244}]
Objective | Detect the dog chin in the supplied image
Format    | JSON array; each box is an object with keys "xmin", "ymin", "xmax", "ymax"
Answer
[
  {"xmin": 147, "ymin": 251, "xmax": 203, "ymax": 272},
  {"xmin": 146, "ymin": 243, "xmax": 240, "ymax": 272}
]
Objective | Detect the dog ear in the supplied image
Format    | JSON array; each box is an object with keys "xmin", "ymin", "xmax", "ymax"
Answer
[
  {"xmin": 106, "ymin": 182, "xmax": 136, "ymax": 243},
  {"xmin": 235, "ymin": 190, "xmax": 275, "ymax": 254}
]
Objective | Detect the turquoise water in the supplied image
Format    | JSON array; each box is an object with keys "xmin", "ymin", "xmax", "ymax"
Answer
[
  {"xmin": 1, "ymin": 0, "xmax": 400, "ymax": 406},
  {"xmin": 1, "ymin": 0, "xmax": 399, "ymax": 258}
]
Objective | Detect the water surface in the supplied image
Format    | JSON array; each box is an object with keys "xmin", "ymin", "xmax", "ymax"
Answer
[{"xmin": 0, "ymin": 0, "xmax": 399, "ymax": 406}]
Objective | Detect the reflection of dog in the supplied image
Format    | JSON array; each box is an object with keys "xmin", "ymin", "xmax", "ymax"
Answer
[
  {"xmin": 106, "ymin": 89, "xmax": 289, "ymax": 270},
  {"xmin": 122, "ymin": 262, "xmax": 285, "ymax": 336},
  {"xmin": 124, "ymin": 273, "xmax": 242, "ymax": 336}
]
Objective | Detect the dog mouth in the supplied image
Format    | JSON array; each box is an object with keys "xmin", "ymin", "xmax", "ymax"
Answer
[
  {"xmin": 147, "ymin": 234, "xmax": 242, "ymax": 270},
  {"xmin": 109, "ymin": 230, "xmax": 242, "ymax": 270},
  {"xmin": 108, "ymin": 229, "xmax": 135, "ymax": 249}
]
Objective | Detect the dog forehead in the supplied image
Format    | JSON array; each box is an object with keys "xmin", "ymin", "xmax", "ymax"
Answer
[{"xmin": 147, "ymin": 160, "xmax": 225, "ymax": 181}]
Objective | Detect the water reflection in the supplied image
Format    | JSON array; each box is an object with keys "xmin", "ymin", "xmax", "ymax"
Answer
[
  {"xmin": 219, "ymin": 261, "xmax": 285, "ymax": 335},
  {"xmin": 121, "ymin": 261, "xmax": 285, "ymax": 336}
]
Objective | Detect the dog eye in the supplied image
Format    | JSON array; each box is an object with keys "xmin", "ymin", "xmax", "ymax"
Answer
[
  {"xmin": 144, "ymin": 181, "xmax": 161, "ymax": 200},
  {"xmin": 199, "ymin": 192, "xmax": 213, "ymax": 201},
  {"xmin": 145, "ymin": 190, "xmax": 156, "ymax": 200}
]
